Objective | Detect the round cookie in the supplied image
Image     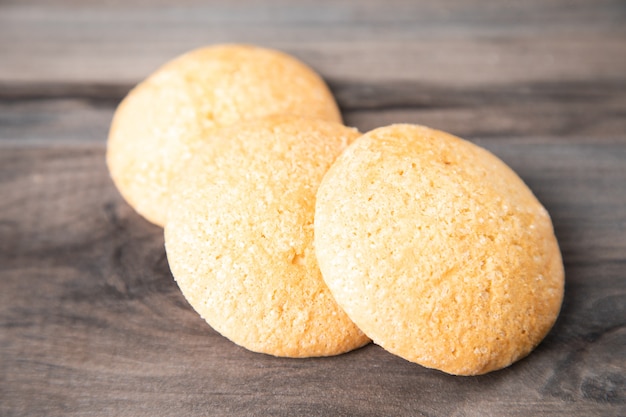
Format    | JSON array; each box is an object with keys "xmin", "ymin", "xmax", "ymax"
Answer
[
  {"xmin": 314, "ymin": 124, "xmax": 564, "ymax": 375},
  {"xmin": 164, "ymin": 116, "xmax": 369, "ymax": 357},
  {"xmin": 107, "ymin": 44, "xmax": 342, "ymax": 226}
]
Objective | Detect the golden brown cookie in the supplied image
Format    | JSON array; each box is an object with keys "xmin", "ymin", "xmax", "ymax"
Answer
[
  {"xmin": 107, "ymin": 44, "xmax": 341, "ymax": 226},
  {"xmin": 314, "ymin": 124, "xmax": 564, "ymax": 375},
  {"xmin": 164, "ymin": 116, "xmax": 369, "ymax": 357}
]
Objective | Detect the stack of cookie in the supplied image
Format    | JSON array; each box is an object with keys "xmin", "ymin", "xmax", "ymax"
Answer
[{"xmin": 107, "ymin": 45, "xmax": 564, "ymax": 375}]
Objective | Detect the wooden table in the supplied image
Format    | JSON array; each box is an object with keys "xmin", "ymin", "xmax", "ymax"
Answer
[{"xmin": 1, "ymin": 1, "xmax": 625, "ymax": 415}]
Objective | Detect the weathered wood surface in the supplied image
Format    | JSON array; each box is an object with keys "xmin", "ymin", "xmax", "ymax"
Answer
[
  {"xmin": 2, "ymin": 80, "xmax": 626, "ymax": 145},
  {"xmin": 2, "ymin": 0, "xmax": 626, "ymax": 85},
  {"xmin": 1, "ymin": 0, "xmax": 625, "ymax": 416}
]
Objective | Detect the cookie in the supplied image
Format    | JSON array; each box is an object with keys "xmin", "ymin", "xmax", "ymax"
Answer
[
  {"xmin": 164, "ymin": 116, "xmax": 369, "ymax": 357},
  {"xmin": 314, "ymin": 124, "xmax": 564, "ymax": 375},
  {"xmin": 107, "ymin": 44, "xmax": 342, "ymax": 226}
]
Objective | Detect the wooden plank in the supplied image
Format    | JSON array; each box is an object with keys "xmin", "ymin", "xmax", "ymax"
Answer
[
  {"xmin": 1, "ymin": 0, "xmax": 625, "ymax": 85},
  {"xmin": 0, "ymin": 143, "xmax": 624, "ymax": 416},
  {"xmin": 0, "ymin": 98, "xmax": 115, "ymax": 144},
  {"xmin": 4, "ymin": 0, "xmax": 624, "ymax": 33},
  {"xmin": 2, "ymin": 79, "xmax": 626, "ymax": 143},
  {"xmin": 2, "ymin": 36, "xmax": 625, "ymax": 86}
]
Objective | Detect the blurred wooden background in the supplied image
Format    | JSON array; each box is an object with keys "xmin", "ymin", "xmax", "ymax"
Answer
[{"xmin": 1, "ymin": 1, "xmax": 625, "ymax": 416}]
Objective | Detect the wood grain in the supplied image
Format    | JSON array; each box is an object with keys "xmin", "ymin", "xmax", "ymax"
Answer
[
  {"xmin": 1, "ymin": 142, "xmax": 624, "ymax": 416},
  {"xmin": 2, "ymin": 79, "xmax": 626, "ymax": 144},
  {"xmin": 1, "ymin": 0, "xmax": 626, "ymax": 85},
  {"xmin": 1, "ymin": 0, "xmax": 625, "ymax": 415}
]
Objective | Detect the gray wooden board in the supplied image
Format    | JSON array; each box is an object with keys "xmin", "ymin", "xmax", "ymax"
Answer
[
  {"xmin": 1, "ymin": 0, "xmax": 625, "ymax": 415},
  {"xmin": 1, "ymin": 80, "xmax": 626, "ymax": 144},
  {"xmin": 1, "ymin": 0, "xmax": 626, "ymax": 85},
  {"xmin": 0, "ymin": 141, "xmax": 624, "ymax": 416}
]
